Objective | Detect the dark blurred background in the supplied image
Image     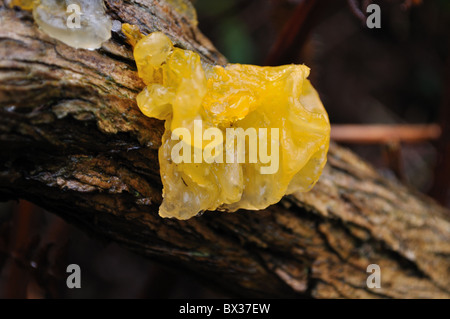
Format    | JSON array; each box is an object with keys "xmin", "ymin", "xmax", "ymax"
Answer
[{"xmin": 0, "ymin": 0, "xmax": 449, "ymax": 298}]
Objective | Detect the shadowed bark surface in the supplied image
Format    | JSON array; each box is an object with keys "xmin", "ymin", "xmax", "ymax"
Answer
[{"xmin": 0, "ymin": 0, "xmax": 449, "ymax": 298}]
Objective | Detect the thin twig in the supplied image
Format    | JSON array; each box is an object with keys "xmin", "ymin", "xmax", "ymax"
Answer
[{"xmin": 331, "ymin": 124, "xmax": 442, "ymax": 144}]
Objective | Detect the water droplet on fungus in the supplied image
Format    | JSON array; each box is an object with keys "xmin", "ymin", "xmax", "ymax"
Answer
[
  {"xmin": 111, "ymin": 19, "xmax": 122, "ymax": 33},
  {"xmin": 124, "ymin": 26, "xmax": 330, "ymax": 220}
]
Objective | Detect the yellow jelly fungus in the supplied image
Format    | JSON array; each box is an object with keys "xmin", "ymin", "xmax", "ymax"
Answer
[
  {"xmin": 125, "ymin": 24, "xmax": 330, "ymax": 220},
  {"xmin": 8, "ymin": 0, "xmax": 36, "ymax": 11}
]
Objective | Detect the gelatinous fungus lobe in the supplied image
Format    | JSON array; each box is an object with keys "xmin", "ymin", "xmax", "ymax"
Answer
[
  {"xmin": 127, "ymin": 25, "xmax": 330, "ymax": 220},
  {"xmin": 10, "ymin": 0, "xmax": 112, "ymax": 50}
]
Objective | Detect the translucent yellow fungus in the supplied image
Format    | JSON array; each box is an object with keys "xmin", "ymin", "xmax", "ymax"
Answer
[
  {"xmin": 128, "ymin": 27, "xmax": 330, "ymax": 220},
  {"xmin": 10, "ymin": 0, "xmax": 112, "ymax": 50},
  {"xmin": 8, "ymin": 0, "xmax": 36, "ymax": 11}
]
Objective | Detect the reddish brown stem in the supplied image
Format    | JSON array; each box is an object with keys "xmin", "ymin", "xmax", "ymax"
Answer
[{"xmin": 331, "ymin": 124, "xmax": 442, "ymax": 144}]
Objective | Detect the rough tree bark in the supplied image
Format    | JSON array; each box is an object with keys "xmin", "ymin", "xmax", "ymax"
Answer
[{"xmin": 0, "ymin": 0, "xmax": 449, "ymax": 298}]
